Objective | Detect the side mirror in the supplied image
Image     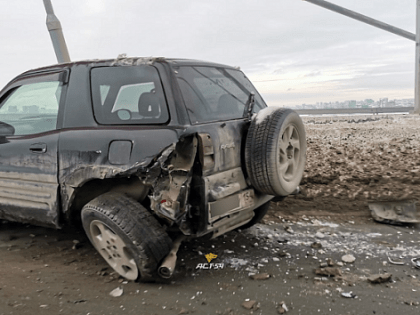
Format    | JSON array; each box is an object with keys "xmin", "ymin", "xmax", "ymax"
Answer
[{"xmin": 0, "ymin": 122, "xmax": 15, "ymax": 136}]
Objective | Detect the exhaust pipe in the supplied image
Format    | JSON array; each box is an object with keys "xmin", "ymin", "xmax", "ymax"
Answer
[{"xmin": 158, "ymin": 235, "xmax": 186, "ymax": 279}]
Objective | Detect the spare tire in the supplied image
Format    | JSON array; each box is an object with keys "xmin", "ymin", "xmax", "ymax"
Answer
[{"xmin": 245, "ymin": 108, "xmax": 306, "ymax": 196}]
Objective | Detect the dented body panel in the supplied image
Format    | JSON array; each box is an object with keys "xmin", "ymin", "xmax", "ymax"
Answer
[
  {"xmin": 57, "ymin": 127, "xmax": 181, "ymax": 216},
  {"xmin": 0, "ymin": 57, "xmax": 274, "ymax": 238},
  {"xmin": 0, "ymin": 131, "xmax": 60, "ymax": 227}
]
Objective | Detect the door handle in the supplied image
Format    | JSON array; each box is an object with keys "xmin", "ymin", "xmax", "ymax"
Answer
[{"xmin": 30, "ymin": 143, "xmax": 47, "ymax": 153}]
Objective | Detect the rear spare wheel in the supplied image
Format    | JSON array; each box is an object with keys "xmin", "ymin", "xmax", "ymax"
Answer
[
  {"xmin": 245, "ymin": 108, "xmax": 306, "ymax": 196},
  {"xmin": 81, "ymin": 192, "xmax": 172, "ymax": 281}
]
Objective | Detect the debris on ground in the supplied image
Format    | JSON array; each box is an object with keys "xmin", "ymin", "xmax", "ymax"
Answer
[
  {"xmin": 342, "ymin": 254, "xmax": 356, "ymax": 263},
  {"xmin": 387, "ymin": 251, "xmax": 405, "ymax": 265},
  {"xmin": 266, "ymin": 115, "xmax": 420, "ymax": 226},
  {"xmin": 277, "ymin": 301, "xmax": 289, "ymax": 314},
  {"xmin": 109, "ymin": 286, "xmax": 124, "ymax": 297},
  {"xmin": 412, "ymin": 258, "xmax": 420, "ymax": 269},
  {"xmin": 241, "ymin": 300, "xmax": 258, "ymax": 310},
  {"xmin": 369, "ymin": 200, "xmax": 420, "ymax": 224},
  {"xmin": 249, "ymin": 273, "xmax": 270, "ymax": 280},
  {"xmin": 315, "ymin": 267, "xmax": 342, "ymax": 277},
  {"xmin": 72, "ymin": 239, "xmax": 82, "ymax": 250},
  {"xmin": 367, "ymin": 273, "xmax": 392, "ymax": 284},
  {"xmin": 311, "ymin": 242, "xmax": 322, "ymax": 249},
  {"xmin": 341, "ymin": 292, "xmax": 357, "ymax": 299},
  {"xmin": 284, "ymin": 226, "xmax": 294, "ymax": 234}
]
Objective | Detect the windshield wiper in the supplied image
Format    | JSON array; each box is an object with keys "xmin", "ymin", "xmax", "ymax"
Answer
[{"xmin": 243, "ymin": 92, "xmax": 255, "ymax": 121}]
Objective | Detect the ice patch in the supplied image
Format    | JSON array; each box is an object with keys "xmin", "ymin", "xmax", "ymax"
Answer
[
  {"xmin": 247, "ymin": 224, "xmax": 420, "ymax": 260},
  {"xmin": 227, "ymin": 258, "xmax": 250, "ymax": 269},
  {"xmin": 255, "ymin": 106, "xmax": 281, "ymax": 124},
  {"xmin": 296, "ymin": 220, "xmax": 340, "ymax": 228}
]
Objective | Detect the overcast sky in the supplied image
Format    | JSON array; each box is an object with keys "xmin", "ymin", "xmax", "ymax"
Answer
[{"xmin": 0, "ymin": 0, "xmax": 416, "ymax": 106}]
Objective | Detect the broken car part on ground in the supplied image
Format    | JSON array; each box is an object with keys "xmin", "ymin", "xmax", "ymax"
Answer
[{"xmin": 0, "ymin": 56, "xmax": 306, "ymax": 281}]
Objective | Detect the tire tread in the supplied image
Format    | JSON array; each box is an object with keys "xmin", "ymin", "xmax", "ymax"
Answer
[{"xmin": 82, "ymin": 192, "xmax": 172, "ymax": 280}]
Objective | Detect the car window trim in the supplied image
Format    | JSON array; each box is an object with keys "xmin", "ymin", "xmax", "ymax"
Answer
[{"xmin": 0, "ymin": 69, "xmax": 70, "ymax": 135}]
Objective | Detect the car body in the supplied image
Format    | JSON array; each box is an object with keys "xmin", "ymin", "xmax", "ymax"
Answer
[{"xmin": 0, "ymin": 56, "xmax": 306, "ymax": 279}]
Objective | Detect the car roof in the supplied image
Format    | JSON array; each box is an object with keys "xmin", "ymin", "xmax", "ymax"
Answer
[{"xmin": 17, "ymin": 57, "xmax": 239, "ymax": 78}]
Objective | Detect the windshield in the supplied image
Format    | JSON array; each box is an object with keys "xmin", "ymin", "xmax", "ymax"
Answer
[{"xmin": 176, "ymin": 66, "xmax": 266, "ymax": 124}]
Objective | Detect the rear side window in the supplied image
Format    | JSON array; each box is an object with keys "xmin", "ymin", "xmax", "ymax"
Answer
[
  {"xmin": 91, "ymin": 66, "xmax": 169, "ymax": 125},
  {"xmin": 176, "ymin": 66, "xmax": 266, "ymax": 124}
]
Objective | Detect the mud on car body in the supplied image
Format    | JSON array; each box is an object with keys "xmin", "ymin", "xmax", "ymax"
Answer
[{"xmin": 0, "ymin": 56, "xmax": 306, "ymax": 281}]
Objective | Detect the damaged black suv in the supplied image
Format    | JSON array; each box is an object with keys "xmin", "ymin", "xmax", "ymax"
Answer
[{"xmin": 0, "ymin": 56, "xmax": 306, "ymax": 281}]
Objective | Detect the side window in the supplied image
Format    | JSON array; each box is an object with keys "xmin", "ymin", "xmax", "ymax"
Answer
[
  {"xmin": 91, "ymin": 66, "xmax": 169, "ymax": 125},
  {"xmin": 177, "ymin": 78, "xmax": 207, "ymax": 124},
  {"xmin": 176, "ymin": 66, "xmax": 267, "ymax": 124},
  {"xmin": 0, "ymin": 79, "xmax": 62, "ymax": 136}
]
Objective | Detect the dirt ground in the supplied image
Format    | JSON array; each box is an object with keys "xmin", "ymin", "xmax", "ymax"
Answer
[
  {"xmin": 1, "ymin": 114, "xmax": 420, "ymax": 315},
  {"xmin": 265, "ymin": 114, "xmax": 420, "ymax": 225}
]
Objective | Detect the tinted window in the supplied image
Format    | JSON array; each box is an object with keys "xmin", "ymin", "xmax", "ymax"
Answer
[
  {"xmin": 176, "ymin": 66, "xmax": 266, "ymax": 124},
  {"xmin": 0, "ymin": 79, "xmax": 62, "ymax": 136},
  {"xmin": 91, "ymin": 66, "xmax": 169, "ymax": 125}
]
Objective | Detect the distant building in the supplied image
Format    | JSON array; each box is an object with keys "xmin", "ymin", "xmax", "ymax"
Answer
[
  {"xmin": 8, "ymin": 106, "xmax": 18, "ymax": 113},
  {"xmin": 22, "ymin": 105, "xmax": 39, "ymax": 113},
  {"xmin": 379, "ymin": 98, "xmax": 388, "ymax": 107}
]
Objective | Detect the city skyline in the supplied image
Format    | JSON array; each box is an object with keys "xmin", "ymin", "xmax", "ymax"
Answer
[{"xmin": 288, "ymin": 97, "xmax": 414, "ymax": 109}]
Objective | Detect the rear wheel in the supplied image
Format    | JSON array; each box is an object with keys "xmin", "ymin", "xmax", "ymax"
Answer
[
  {"xmin": 81, "ymin": 192, "xmax": 172, "ymax": 281},
  {"xmin": 245, "ymin": 108, "xmax": 306, "ymax": 196}
]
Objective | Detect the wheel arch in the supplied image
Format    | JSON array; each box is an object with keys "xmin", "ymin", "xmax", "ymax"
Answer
[{"xmin": 63, "ymin": 176, "xmax": 149, "ymax": 225}]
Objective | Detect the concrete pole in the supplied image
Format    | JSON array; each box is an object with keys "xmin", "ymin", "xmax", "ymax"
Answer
[
  {"xmin": 43, "ymin": 0, "xmax": 71, "ymax": 63},
  {"xmin": 304, "ymin": 0, "xmax": 418, "ymax": 114},
  {"xmin": 415, "ymin": 0, "xmax": 420, "ymax": 114},
  {"xmin": 303, "ymin": 0, "xmax": 415, "ymax": 41}
]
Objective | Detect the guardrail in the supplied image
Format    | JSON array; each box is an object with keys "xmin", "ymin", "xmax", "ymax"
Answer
[{"xmin": 294, "ymin": 107, "xmax": 414, "ymax": 115}]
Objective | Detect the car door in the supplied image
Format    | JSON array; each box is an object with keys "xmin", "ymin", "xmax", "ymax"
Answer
[
  {"xmin": 0, "ymin": 71, "xmax": 67, "ymax": 227},
  {"xmin": 175, "ymin": 65, "xmax": 268, "ymax": 232}
]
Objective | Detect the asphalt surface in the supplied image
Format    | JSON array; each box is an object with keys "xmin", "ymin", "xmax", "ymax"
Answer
[{"xmin": 1, "ymin": 217, "xmax": 420, "ymax": 315}]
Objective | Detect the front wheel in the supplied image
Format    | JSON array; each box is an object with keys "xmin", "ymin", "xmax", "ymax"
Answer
[{"xmin": 81, "ymin": 192, "xmax": 172, "ymax": 281}]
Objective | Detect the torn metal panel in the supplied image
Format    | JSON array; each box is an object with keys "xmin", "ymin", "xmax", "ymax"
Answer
[
  {"xmin": 58, "ymin": 128, "xmax": 181, "ymax": 217},
  {"xmin": 205, "ymin": 193, "xmax": 273, "ymax": 238},
  {"xmin": 149, "ymin": 136, "xmax": 198, "ymax": 230},
  {"xmin": 59, "ymin": 133, "xmax": 198, "ymax": 232},
  {"xmin": 110, "ymin": 55, "xmax": 165, "ymax": 67},
  {"xmin": 59, "ymin": 149, "xmax": 159, "ymax": 216},
  {"xmin": 197, "ymin": 133, "xmax": 215, "ymax": 173},
  {"xmin": 210, "ymin": 210, "xmax": 254, "ymax": 238},
  {"xmin": 369, "ymin": 200, "xmax": 420, "ymax": 224},
  {"xmin": 208, "ymin": 189, "xmax": 255, "ymax": 221},
  {"xmin": 205, "ymin": 167, "xmax": 247, "ymax": 202}
]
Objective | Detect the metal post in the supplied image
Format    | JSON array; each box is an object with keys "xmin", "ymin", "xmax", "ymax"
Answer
[
  {"xmin": 303, "ymin": 0, "xmax": 416, "ymax": 41},
  {"xmin": 305, "ymin": 0, "xmax": 419, "ymax": 115},
  {"xmin": 415, "ymin": 0, "xmax": 420, "ymax": 114},
  {"xmin": 43, "ymin": 0, "xmax": 71, "ymax": 63}
]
